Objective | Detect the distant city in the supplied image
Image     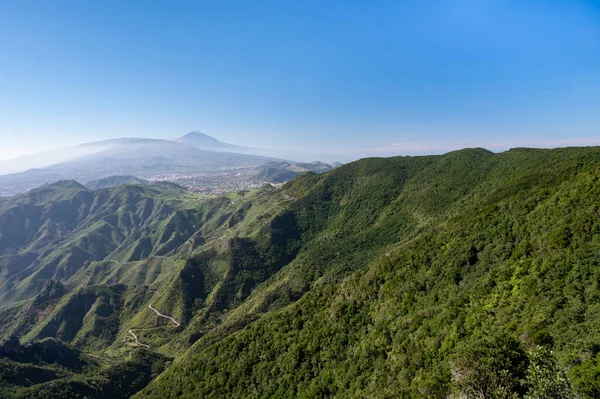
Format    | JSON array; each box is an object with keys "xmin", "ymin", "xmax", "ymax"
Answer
[
  {"xmin": 144, "ymin": 168, "xmax": 283, "ymax": 196},
  {"xmin": 0, "ymin": 132, "xmax": 338, "ymax": 197}
]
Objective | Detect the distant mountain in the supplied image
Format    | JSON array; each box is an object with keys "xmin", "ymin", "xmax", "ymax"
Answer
[
  {"xmin": 85, "ymin": 175, "xmax": 147, "ymax": 190},
  {"xmin": 255, "ymin": 161, "xmax": 340, "ymax": 183},
  {"xmin": 173, "ymin": 131, "xmax": 254, "ymax": 153},
  {"xmin": 172, "ymin": 131, "xmax": 331, "ymax": 161},
  {"xmin": 0, "ymin": 145, "xmax": 116, "ymax": 176},
  {"xmin": 255, "ymin": 168, "xmax": 301, "ymax": 183},
  {"xmin": 178, "ymin": 131, "xmax": 221, "ymax": 145},
  {"xmin": 0, "ymin": 136, "xmax": 282, "ymax": 196},
  {"xmin": 0, "ymin": 132, "xmax": 345, "ymax": 197}
]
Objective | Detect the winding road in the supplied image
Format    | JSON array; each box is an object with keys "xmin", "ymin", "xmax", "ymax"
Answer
[
  {"xmin": 149, "ymin": 304, "xmax": 180, "ymax": 327},
  {"xmin": 124, "ymin": 292, "xmax": 180, "ymax": 350},
  {"xmin": 127, "ymin": 329, "xmax": 150, "ymax": 349}
]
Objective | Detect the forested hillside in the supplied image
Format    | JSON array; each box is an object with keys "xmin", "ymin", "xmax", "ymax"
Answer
[{"xmin": 2, "ymin": 147, "xmax": 600, "ymax": 398}]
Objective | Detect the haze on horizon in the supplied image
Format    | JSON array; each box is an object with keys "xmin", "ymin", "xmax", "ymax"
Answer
[{"xmin": 1, "ymin": 0, "xmax": 599, "ymax": 162}]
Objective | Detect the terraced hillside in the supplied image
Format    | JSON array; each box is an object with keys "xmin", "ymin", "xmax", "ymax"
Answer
[{"xmin": 2, "ymin": 147, "xmax": 600, "ymax": 398}]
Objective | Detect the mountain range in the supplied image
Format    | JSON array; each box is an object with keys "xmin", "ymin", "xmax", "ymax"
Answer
[
  {"xmin": 174, "ymin": 131, "xmax": 253, "ymax": 153},
  {"xmin": 1, "ymin": 146, "xmax": 600, "ymax": 398},
  {"xmin": 0, "ymin": 132, "xmax": 338, "ymax": 197}
]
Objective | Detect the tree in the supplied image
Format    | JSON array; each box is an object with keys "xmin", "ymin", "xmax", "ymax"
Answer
[
  {"xmin": 524, "ymin": 345, "xmax": 574, "ymax": 399},
  {"xmin": 451, "ymin": 332, "xmax": 528, "ymax": 399}
]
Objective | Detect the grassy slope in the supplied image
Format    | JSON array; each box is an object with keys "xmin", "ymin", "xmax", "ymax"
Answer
[{"xmin": 0, "ymin": 181, "xmax": 283, "ymax": 356}]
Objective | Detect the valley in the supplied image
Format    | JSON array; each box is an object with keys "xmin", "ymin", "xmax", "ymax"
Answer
[
  {"xmin": 3, "ymin": 1, "xmax": 596, "ymax": 397},
  {"xmin": 125, "ymin": 294, "xmax": 180, "ymax": 350},
  {"xmin": 1, "ymin": 147, "xmax": 599, "ymax": 398}
]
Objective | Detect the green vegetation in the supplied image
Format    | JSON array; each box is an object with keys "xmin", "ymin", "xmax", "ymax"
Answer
[
  {"xmin": 85, "ymin": 175, "xmax": 148, "ymax": 191},
  {"xmin": 2, "ymin": 147, "xmax": 600, "ymax": 398},
  {"xmin": 0, "ymin": 335, "xmax": 170, "ymax": 399},
  {"xmin": 255, "ymin": 161, "xmax": 339, "ymax": 183}
]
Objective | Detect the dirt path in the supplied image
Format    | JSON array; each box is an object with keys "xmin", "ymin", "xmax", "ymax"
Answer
[
  {"xmin": 124, "ymin": 291, "xmax": 180, "ymax": 349},
  {"xmin": 149, "ymin": 304, "xmax": 180, "ymax": 327},
  {"xmin": 127, "ymin": 329, "xmax": 150, "ymax": 349}
]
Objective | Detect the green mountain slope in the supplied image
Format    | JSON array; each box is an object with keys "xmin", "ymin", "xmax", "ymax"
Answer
[
  {"xmin": 0, "ymin": 180, "xmax": 217, "ymax": 304},
  {"xmin": 0, "ymin": 335, "xmax": 169, "ymax": 399},
  {"xmin": 255, "ymin": 161, "xmax": 339, "ymax": 183},
  {"xmin": 85, "ymin": 175, "xmax": 148, "ymax": 190},
  {"xmin": 2, "ymin": 147, "xmax": 600, "ymax": 398},
  {"xmin": 137, "ymin": 147, "xmax": 600, "ymax": 398}
]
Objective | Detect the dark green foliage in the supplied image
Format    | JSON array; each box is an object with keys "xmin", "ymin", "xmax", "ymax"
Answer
[
  {"xmin": 524, "ymin": 346, "xmax": 574, "ymax": 399},
  {"xmin": 0, "ymin": 347, "xmax": 170, "ymax": 399},
  {"xmin": 0, "ymin": 336, "xmax": 85, "ymax": 370},
  {"xmin": 451, "ymin": 332, "xmax": 529, "ymax": 398},
  {"xmin": 0, "ymin": 358, "xmax": 64, "ymax": 387},
  {"xmin": 137, "ymin": 147, "xmax": 600, "ymax": 398},
  {"xmin": 571, "ymin": 353, "xmax": 600, "ymax": 398},
  {"xmin": 4, "ymin": 147, "xmax": 600, "ymax": 398},
  {"xmin": 36, "ymin": 285, "xmax": 126, "ymax": 349},
  {"xmin": 36, "ymin": 279, "xmax": 67, "ymax": 302}
]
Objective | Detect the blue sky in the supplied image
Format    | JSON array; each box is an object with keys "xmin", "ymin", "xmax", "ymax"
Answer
[{"xmin": 0, "ymin": 0, "xmax": 599, "ymax": 161}]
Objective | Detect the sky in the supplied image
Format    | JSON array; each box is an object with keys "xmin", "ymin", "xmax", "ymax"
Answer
[{"xmin": 0, "ymin": 0, "xmax": 599, "ymax": 161}]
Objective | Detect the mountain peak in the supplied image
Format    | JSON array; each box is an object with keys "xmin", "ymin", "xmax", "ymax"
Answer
[
  {"xmin": 47, "ymin": 180, "xmax": 89, "ymax": 190},
  {"xmin": 179, "ymin": 131, "xmax": 221, "ymax": 144}
]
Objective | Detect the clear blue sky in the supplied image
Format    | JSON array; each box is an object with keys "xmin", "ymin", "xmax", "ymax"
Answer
[{"xmin": 0, "ymin": 0, "xmax": 599, "ymax": 161}]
